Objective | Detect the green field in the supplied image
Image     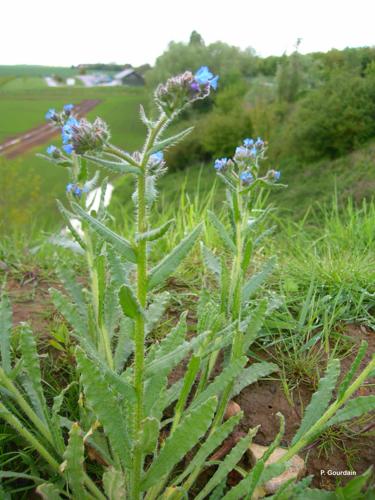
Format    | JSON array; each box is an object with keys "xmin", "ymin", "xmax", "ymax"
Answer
[{"xmin": 0, "ymin": 86, "xmax": 148, "ymax": 231}]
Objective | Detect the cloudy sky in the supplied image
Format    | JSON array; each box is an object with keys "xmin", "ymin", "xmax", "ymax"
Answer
[{"xmin": 2, "ymin": 0, "xmax": 374, "ymax": 66}]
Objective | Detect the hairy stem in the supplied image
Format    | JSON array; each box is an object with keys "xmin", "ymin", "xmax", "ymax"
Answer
[{"xmin": 132, "ymin": 114, "xmax": 168, "ymax": 499}]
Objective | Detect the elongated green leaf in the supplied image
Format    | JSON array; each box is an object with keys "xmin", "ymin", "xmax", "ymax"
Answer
[
  {"xmin": 242, "ymin": 257, "xmax": 276, "ymax": 304},
  {"xmin": 114, "ymin": 317, "xmax": 134, "ymax": 373},
  {"xmin": 119, "ymin": 284, "xmax": 143, "ymax": 320},
  {"xmin": 148, "ymin": 223, "xmax": 203, "ymax": 290},
  {"xmin": 196, "ymin": 430, "xmax": 257, "ymax": 500},
  {"xmin": 144, "ymin": 328, "xmax": 209, "ymax": 379},
  {"xmin": 174, "ymin": 413, "xmax": 243, "ymax": 486},
  {"xmin": 103, "ymin": 467, "xmax": 127, "ymax": 499},
  {"xmin": 242, "ymin": 300, "xmax": 268, "ymax": 353},
  {"xmin": 292, "ymin": 358, "xmax": 341, "ymax": 445},
  {"xmin": 208, "ymin": 211, "xmax": 236, "ymax": 253},
  {"xmin": 50, "ymin": 288, "xmax": 88, "ymax": 340},
  {"xmin": 191, "ymin": 357, "xmax": 247, "ymax": 411},
  {"xmin": 338, "ymin": 341, "xmax": 368, "ymax": 399},
  {"xmin": 48, "ymin": 235, "xmax": 84, "ymax": 255},
  {"xmin": 0, "ymin": 291, "xmax": 12, "ymax": 374},
  {"xmin": 72, "ymin": 202, "xmax": 137, "ymax": 263},
  {"xmin": 141, "ymin": 397, "xmax": 217, "ymax": 490},
  {"xmin": 145, "ymin": 292, "xmax": 170, "ymax": 334},
  {"xmin": 141, "ymin": 417, "xmax": 160, "ymax": 454},
  {"xmin": 241, "ymin": 238, "xmax": 253, "ymax": 273},
  {"xmin": 148, "ymin": 127, "xmax": 194, "ymax": 155},
  {"xmin": 144, "ymin": 373, "xmax": 168, "ymax": 417},
  {"xmin": 85, "ymin": 154, "xmax": 142, "ymax": 175},
  {"xmin": 56, "ymin": 266, "xmax": 87, "ymax": 318},
  {"xmin": 146, "ymin": 312, "xmax": 187, "ymax": 365},
  {"xmin": 62, "ymin": 423, "xmax": 88, "ymax": 499},
  {"xmin": 136, "ymin": 219, "xmax": 174, "ymax": 242},
  {"xmin": 19, "ymin": 324, "xmax": 48, "ymax": 423},
  {"xmin": 325, "ymin": 396, "xmax": 375, "ymax": 429},
  {"xmin": 231, "ymin": 361, "xmax": 278, "ymax": 398},
  {"xmin": 201, "ymin": 243, "xmax": 221, "ymax": 279},
  {"xmin": 76, "ymin": 349, "xmax": 132, "ymax": 470}
]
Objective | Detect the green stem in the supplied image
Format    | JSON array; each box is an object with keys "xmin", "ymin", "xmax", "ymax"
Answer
[
  {"xmin": 104, "ymin": 143, "xmax": 141, "ymax": 168},
  {"xmin": 132, "ymin": 114, "xmax": 168, "ymax": 499},
  {"xmin": 279, "ymin": 356, "xmax": 375, "ymax": 463}
]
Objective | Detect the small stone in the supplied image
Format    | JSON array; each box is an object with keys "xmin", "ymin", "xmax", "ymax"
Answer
[
  {"xmin": 248, "ymin": 443, "xmax": 305, "ymax": 494},
  {"xmin": 224, "ymin": 400, "xmax": 241, "ymax": 420}
]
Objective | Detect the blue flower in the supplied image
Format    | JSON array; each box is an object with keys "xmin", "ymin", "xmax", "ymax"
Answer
[
  {"xmin": 66, "ymin": 183, "xmax": 74, "ymax": 193},
  {"xmin": 194, "ymin": 66, "xmax": 219, "ymax": 90},
  {"xmin": 46, "ymin": 145, "xmax": 57, "ymax": 155},
  {"xmin": 62, "ymin": 117, "xmax": 79, "ymax": 144},
  {"xmin": 255, "ymin": 137, "xmax": 264, "ymax": 147},
  {"xmin": 214, "ymin": 158, "xmax": 228, "ymax": 171},
  {"xmin": 240, "ymin": 171, "xmax": 254, "ymax": 185},
  {"xmin": 63, "ymin": 144, "xmax": 74, "ymax": 154},
  {"xmin": 64, "ymin": 104, "xmax": 74, "ymax": 112},
  {"xmin": 151, "ymin": 151, "xmax": 164, "ymax": 162},
  {"xmin": 243, "ymin": 138, "xmax": 254, "ymax": 147},
  {"xmin": 45, "ymin": 109, "xmax": 56, "ymax": 120},
  {"xmin": 274, "ymin": 170, "xmax": 281, "ymax": 181},
  {"xmin": 74, "ymin": 187, "xmax": 82, "ymax": 197},
  {"xmin": 250, "ymin": 146, "xmax": 257, "ymax": 157},
  {"xmin": 235, "ymin": 146, "xmax": 248, "ymax": 157}
]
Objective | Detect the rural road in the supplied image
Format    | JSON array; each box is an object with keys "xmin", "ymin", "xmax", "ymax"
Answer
[{"xmin": 0, "ymin": 99, "xmax": 101, "ymax": 159}]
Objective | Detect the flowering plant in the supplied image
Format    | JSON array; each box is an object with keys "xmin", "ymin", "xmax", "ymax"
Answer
[{"xmin": 0, "ymin": 67, "xmax": 374, "ymax": 499}]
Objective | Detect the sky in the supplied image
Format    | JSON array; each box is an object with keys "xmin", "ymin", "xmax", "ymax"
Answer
[{"xmin": 1, "ymin": 0, "xmax": 375, "ymax": 67}]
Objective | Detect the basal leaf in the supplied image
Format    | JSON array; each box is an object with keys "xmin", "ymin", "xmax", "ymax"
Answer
[
  {"xmin": 292, "ymin": 358, "xmax": 341, "ymax": 445},
  {"xmin": 141, "ymin": 397, "xmax": 217, "ymax": 490}
]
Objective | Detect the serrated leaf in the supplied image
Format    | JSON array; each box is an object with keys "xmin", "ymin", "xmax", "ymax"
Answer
[
  {"xmin": 50, "ymin": 288, "xmax": 88, "ymax": 340},
  {"xmin": 76, "ymin": 349, "xmax": 132, "ymax": 470},
  {"xmin": 85, "ymin": 154, "xmax": 142, "ymax": 175},
  {"xmin": 72, "ymin": 202, "xmax": 137, "ymax": 263},
  {"xmin": 141, "ymin": 417, "xmax": 160, "ymax": 454},
  {"xmin": 141, "ymin": 397, "xmax": 217, "ymax": 490},
  {"xmin": 242, "ymin": 257, "xmax": 276, "ymax": 304},
  {"xmin": 196, "ymin": 430, "xmax": 257, "ymax": 500},
  {"xmin": 136, "ymin": 219, "xmax": 174, "ymax": 242},
  {"xmin": 145, "ymin": 292, "xmax": 170, "ymax": 334},
  {"xmin": 119, "ymin": 285, "xmax": 143, "ymax": 320},
  {"xmin": 201, "ymin": 243, "xmax": 221, "ymax": 279},
  {"xmin": 148, "ymin": 223, "xmax": 202, "ymax": 290},
  {"xmin": 208, "ymin": 211, "xmax": 236, "ymax": 253},
  {"xmin": 19, "ymin": 324, "xmax": 48, "ymax": 423},
  {"xmin": 325, "ymin": 396, "xmax": 375, "ymax": 429},
  {"xmin": 114, "ymin": 317, "xmax": 134, "ymax": 373},
  {"xmin": 191, "ymin": 357, "xmax": 247, "ymax": 411},
  {"xmin": 48, "ymin": 235, "xmax": 84, "ymax": 255},
  {"xmin": 292, "ymin": 358, "xmax": 341, "ymax": 445},
  {"xmin": 148, "ymin": 127, "xmax": 194, "ymax": 155},
  {"xmin": 146, "ymin": 312, "xmax": 187, "ymax": 365},
  {"xmin": 103, "ymin": 467, "xmax": 127, "ymax": 499},
  {"xmin": 0, "ymin": 291, "xmax": 12, "ymax": 374},
  {"xmin": 174, "ymin": 412, "xmax": 243, "ymax": 486},
  {"xmin": 242, "ymin": 300, "xmax": 268, "ymax": 353},
  {"xmin": 62, "ymin": 423, "xmax": 88, "ymax": 499},
  {"xmin": 338, "ymin": 341, "xmax": 368, "ymax": 399},
  {"xmin": 230, "ymin": 361, "xmax": 278, "ymax": 398}
]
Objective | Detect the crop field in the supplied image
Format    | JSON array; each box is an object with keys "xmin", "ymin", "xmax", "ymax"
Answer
[{"xmin": 0, "ymin": 49, "xmax": 374, "ymax": 499}]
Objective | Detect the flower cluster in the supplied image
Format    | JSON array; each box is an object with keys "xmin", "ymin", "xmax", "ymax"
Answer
[
  {"xmin": 45, "ymin": 103, "xmax": 75, "ymax": 126},
  {"xmin": 213, "ymin": 137, "xmax": 281, "ymax": 187},
  {"xmin": 46, "ymin": 105, "xmax": 110, "ymax": 156},
  {"xmin": 155, "ymin": 66, "xmax": 218, "ymax": 117},
  {"xmin": 66, "ymin": 183, "xmax": 88, "ymax": 197}
]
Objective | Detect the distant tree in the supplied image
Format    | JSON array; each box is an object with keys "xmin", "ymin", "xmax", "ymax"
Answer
[{"xmin": 189, "ymin": 31, "xmax": 205, "ymax": 46}]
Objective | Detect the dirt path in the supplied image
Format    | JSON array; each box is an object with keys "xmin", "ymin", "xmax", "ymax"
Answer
[{"xmin": 0, "ymin": 99, "xmax": 101, "ymax": 159}]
